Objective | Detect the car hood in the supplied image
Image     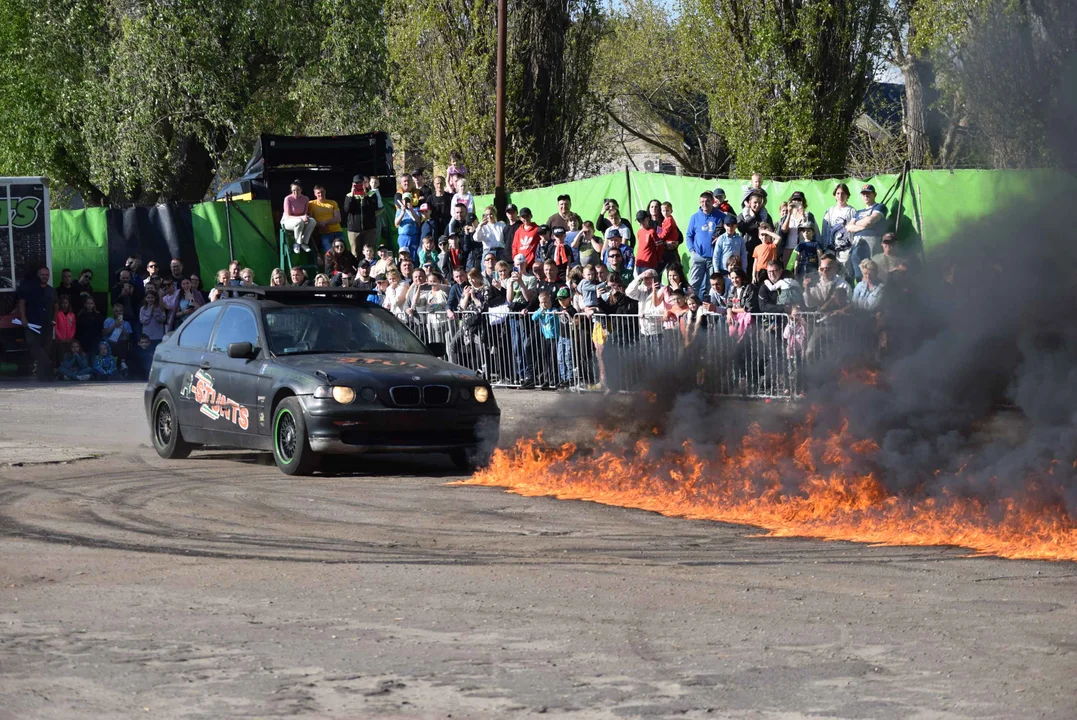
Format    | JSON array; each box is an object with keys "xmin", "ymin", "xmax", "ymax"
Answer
[{"xmin": 272, "ymin": 352, "xmax": 483, "ymax": 386}]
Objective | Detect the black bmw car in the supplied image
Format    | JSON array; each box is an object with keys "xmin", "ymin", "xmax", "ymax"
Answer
[{"xmin": 145, "ymin": 287, "xmax": 500, "ymax": 475}]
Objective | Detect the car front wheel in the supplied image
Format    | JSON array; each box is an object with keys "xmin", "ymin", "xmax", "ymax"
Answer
[
  {"xmin": 151, "ymin": 388, "xmax": 193, "ymax": 459},
  {"xmin": 273, "ymin": 398, "xmax": 319, "ymax": 476}
]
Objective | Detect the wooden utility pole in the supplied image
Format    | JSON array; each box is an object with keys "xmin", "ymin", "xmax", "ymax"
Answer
[{"xmin": 494, "ymin": 0, "xmax": 508, "ymax": 219}]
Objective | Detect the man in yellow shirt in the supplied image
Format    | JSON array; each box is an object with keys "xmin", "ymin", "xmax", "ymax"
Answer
[{"xmin": 309, "ymin": 185, "xmax": 344, "ymax": 256}]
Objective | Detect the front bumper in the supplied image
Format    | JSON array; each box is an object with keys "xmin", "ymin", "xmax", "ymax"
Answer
[{"xmin": 301, "ymin": 396, "xmax": 500, "ymax": 455}]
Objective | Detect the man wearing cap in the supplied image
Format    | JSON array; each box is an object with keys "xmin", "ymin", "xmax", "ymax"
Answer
[
  {"xmin": 353, "ymin": 260, "xmax": 375, "ymax": 291},
  {"xmin": 547, "ymin": 194, "xmax": 582, "ymax": 232},
  {"xmin": 870, "ymin": 232, "xmax": 915, "ymax": 282},
  {"xmin": 504, "ymin": 203, "xmax": 522, "ymax": 248},
  {"xmin": 712, "ymin": 214, "xmax": 747, "ymax": 277},
  {"xmin": 685, "ymin": 191, "xmax": 723, "ymax": 298},
  {"xmin": 602, "ymin": 227, "xmax": 635, "ymax": 271},
  {"xmin": 845, "ymin": 184, "xmax": 888, "ymax": 256},
  {"xmin": 549, "ymin": 226, "xmax": 574, "ymax": 276},
  {"xmin": 343, "ymin": 175, "xmax": 380, "ymax": 256},
  {"xmin": 366, "ymin": 273, "xmax": 389, "ymax": 304},
  {"xmin": 511, "ymin": 207, "xmax": 541, "ymax": 266}
]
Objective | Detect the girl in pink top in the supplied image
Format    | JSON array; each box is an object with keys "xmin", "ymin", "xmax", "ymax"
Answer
[{"xmin": 281, "ymin": 181, "xmax": 317, "ymax": 254}]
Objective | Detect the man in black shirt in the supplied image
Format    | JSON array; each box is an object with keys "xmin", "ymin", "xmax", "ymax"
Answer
[
  {"xmin": 17, "ymin": 266, "xmax": 57, "ymax": 379},
  {"xmin": 55, "ymin": 268, "xmax": 80, "ymax": 310},
  {"xmin": 342, "ymin": 175, "xmax": 381, "ymax": 256},
  {"xmin": 169, "ymin": 258, "xmax": 186, "ymax": 285},
  {"xmin": 504, "ymin": 204, "xmax": 522, "ymax": 253}
]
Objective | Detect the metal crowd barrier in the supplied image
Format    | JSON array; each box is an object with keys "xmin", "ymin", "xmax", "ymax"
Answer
[{"xmin": 399, "ymin": 309, "xmax": 864, "ymax": 398}]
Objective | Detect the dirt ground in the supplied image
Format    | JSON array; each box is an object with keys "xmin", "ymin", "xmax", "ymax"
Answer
[{"xmin": 1, "ymin": 382, "xmax": 1075, "ymax": 719}]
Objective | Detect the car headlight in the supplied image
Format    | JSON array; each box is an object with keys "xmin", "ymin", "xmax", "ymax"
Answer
[
  {"xmin": 332, "ymin": 386, "xmax": 356, "ymax": 404},
  {"xmin": 474, "ymin": 386, "xmax": 489, "ymax": 403},
  {"xmin": 315, "ymin": 385, "xmax": 356, "ymax": 403}
]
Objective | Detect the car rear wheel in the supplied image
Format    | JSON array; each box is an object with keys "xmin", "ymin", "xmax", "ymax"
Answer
[
  {"xmin": 273, "ymin": 398, "xmax": 319, "ymax": 476},
  {"xmin": 450, "ymin": 446, "xmax": 492, "ymax": 473},
  {"xmin": 152, "ymin": 388, "xmax": 193, "ymax": 459}
]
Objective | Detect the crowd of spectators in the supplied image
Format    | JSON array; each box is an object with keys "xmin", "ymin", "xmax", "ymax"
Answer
[{"xmin": 14, "ymin": 166, "xmax": 918, "ymax": 392}]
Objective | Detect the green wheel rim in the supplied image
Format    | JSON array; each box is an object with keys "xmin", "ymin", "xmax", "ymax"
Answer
[{"xmin": 274, "ymin": 408, "xmax": 297, "ymax": 464}]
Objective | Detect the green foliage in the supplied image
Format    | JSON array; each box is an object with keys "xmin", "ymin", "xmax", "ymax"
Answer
[
  {"xmin": 386, "ymin": 0, "xmax": 610, "ymax": 192},
  {"xmin": 679, "ymin": 0, "xmax": 884, "ymax": 177},
  {"xmin": 0, "ymin": 0, "xmax": 386, "ymax": 206}
]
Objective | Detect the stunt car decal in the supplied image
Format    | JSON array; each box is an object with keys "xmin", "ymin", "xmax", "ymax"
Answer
[
  {"xmin": 335, "ymin": 357, "xmax": 428, "ymax": 369},
  {"xmin": 189, "ymin": 370, "xmax": 250, "ymax": 430}
]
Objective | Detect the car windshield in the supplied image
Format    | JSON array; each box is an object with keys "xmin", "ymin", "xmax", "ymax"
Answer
[{"xmin": 264, "ymin": 305, "xmax": 430, "ymax": 356}]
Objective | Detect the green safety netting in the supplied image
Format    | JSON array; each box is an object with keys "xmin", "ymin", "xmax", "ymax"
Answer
[{"xmin": 49, "ymin": 169, "xmax": 1042, "ymax": 280}]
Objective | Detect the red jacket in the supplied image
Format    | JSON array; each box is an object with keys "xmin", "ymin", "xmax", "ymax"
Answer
[
  {"xmin": 657, "ymin": 216, "xmax": 680, "ymax": 250},
  {"xmin": 635, "ymin": 227, "xmax": 661, "ymax": 269},
  {"xmin": 55, "ymin": 310, "xmax": 76, "ymax": 341},
  {"xmin": 512, "ymin": 223, "xmax": 540, "ymax": 265}
]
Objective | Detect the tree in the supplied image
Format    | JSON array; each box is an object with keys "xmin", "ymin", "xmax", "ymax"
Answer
[
  {"xmin": 592, "ymin": 0, "xmax": 731, "ymax": 176},
  {"xmin": 894, "ymin": 0, "xmax": 1077, "ymax": 169},
  {"xmin": 385, "ymin": 0, "xmax": 610, "ymax": 192},
  {"xmin": 0, "ymin": 0, "xmax": 386, "ymax": 206}
]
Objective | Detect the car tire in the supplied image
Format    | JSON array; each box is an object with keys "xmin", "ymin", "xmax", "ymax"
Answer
[
  {"xmin": 151, "ymin": 388, "xmax": 193, "ymax": 459},
  {"xmin": 450, "ymin": 446, "xmax": 491, "ymax": 473},
  {"xmin": 272, "ymin": 397, "xmax": 319, "ymax": 476}
]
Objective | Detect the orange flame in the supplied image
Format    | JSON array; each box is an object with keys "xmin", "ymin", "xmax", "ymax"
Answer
[{"xmin": 456, "ymin": 422, "xmax": 1077, "ymax": 562}]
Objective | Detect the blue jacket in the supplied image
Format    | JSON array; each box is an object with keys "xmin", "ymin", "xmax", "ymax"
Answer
[
  {"xmin": 712, "ymin": 232, "xmax": 747, "ymax": 274},
  {"xmin": 685, "ymin": 208, "xmax": 722, "ymax": 259}
]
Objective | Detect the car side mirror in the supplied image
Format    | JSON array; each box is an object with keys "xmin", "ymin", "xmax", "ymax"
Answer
[
  {"xmin": 227, "ymin": 341, "xmax": 255, "ymax": 359},
  {"xmin": 426, "ymin": 341, "xmax": 446, "ymax": 358}
]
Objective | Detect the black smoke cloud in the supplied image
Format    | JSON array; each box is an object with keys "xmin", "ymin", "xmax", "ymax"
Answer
[{"xmin": 553, "ymin": 64, "xmax": 1077, "ymax": 514}]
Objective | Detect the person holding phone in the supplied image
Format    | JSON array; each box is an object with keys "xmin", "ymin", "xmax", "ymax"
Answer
[
  {"xmin": 394, "ymin": 194, "xmax": 421, "ymax": 261},
  {"xmin": 343, "ymin": 175, "xmax": 380, "ymax": 256}
]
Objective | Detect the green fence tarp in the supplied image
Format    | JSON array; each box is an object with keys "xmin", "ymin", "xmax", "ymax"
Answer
[
  {"xmin": 49, "ymin": 207, "xmax": 109, "ymax": 282},
  {"xmin": 191, "ymin": 200, "xmax": 278, "ymax": 284},
  {"xmin": 48, "ymin": 169, "xmax": 1043, "ymax": 284}
]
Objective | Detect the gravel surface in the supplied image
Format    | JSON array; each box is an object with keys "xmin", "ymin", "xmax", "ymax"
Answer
[{"xmin": 1, "ymin": 382, "xmax": 1075, "ymax": 719}]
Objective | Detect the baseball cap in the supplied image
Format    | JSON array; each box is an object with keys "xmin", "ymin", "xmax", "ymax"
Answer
[
  {"xmin": 506, "ymin": 203, "xmax": 518, "ymax": 213},
  {"xmin": 513, "ymin": 253, "xmax": 527, "ymax": 264},
  {"xmin": 358, "ymin": 259, "xmax": 371, "ymax": 269},
  {"xmin": 860, "ymin": 184, "xmax": 876, "ymax": 194},
  {"xmin": 419, "ymin": 202, "xmax": 429, "ymax": 211},
  {"xmin": 375, "ymin": 273, "xmax": 388, "ymax": 282},
  {"xmin": 377, "ymin": 244, "xmax": 390, "ymax": 252},
  {"xmin": 556, "ymin": 287, "xmax": 570, "ymax": 299},
  {"xmin": 713, "ymin": 187, "xmax": 726, "ymax": 198},
  {"xmin": 604, "ymin": 227, "xmax": 621, "ymax": 239},
  {"xmin": 398, "ymin": 247, "xmax": 411, "ymax": 255},
  {"xmin": 352, "ymin": 174, "xmax": 363, "ymax": 183},
  {"xmin": 538, "ymin": 224, "xmax": 550, "ymax": 234},
  {"xmin": 552, "ymin": 227, "xmax": 566, "ymax": 236},
  {"xmin": 790, "ymin": 191, "xmax": 806, "ymax": 202},
  {"xmin": 723, "ymin": 213, "xmax": 738, "ymax": 225},
  {"xmin": 519, "ymin": 207, "xmax": 532, "ymax": 218}
]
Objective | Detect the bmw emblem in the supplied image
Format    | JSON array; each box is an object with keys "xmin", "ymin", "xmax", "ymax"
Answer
[{"xmin": 412, "ymin": 375, "xmax": 421, "ymax": 381}]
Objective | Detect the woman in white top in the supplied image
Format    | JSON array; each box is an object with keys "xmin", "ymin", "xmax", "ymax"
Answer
[
  {"xmin": 474, "ymin": 205, "xmax": 507, "ymax": 260},
  {"xmin": 821, "ymin": 183, "xmax": 857, "ymax": 252}
]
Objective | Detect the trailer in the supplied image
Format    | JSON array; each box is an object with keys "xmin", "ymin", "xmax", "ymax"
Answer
[{"xmin": 0, "ymin": 177, "xmax": 51, "ymax": 373}]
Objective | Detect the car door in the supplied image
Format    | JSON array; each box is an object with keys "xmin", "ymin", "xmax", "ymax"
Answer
[
  {"xmin": 173, "ymin": 304, "xmax": 223, "ymax": 429},
  {"xmin": 199, "ymin": 304, "xmax": 263, "ymax": 444}
]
